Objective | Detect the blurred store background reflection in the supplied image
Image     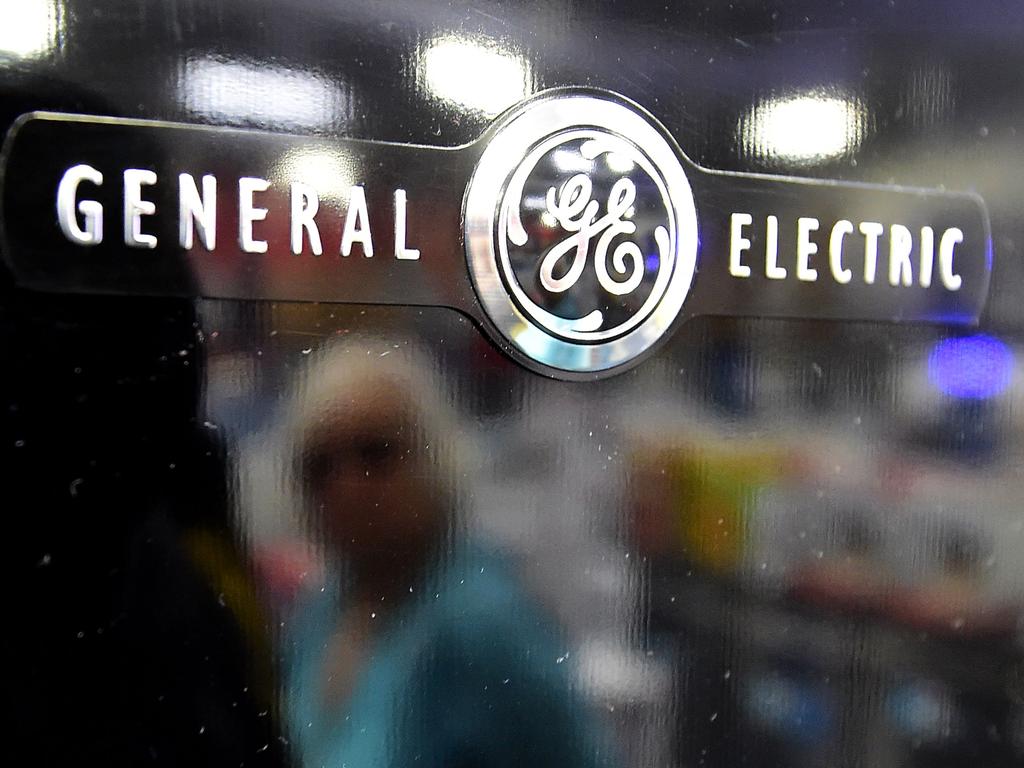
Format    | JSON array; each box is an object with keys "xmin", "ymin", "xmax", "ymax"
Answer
[{"xmin": 199, "ymin": 301, "xmax": 1024, "ymax": 767}]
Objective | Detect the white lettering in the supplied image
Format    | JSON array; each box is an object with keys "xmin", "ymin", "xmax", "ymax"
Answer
[
  {"xmin": 341, "ymin": 185, "xmax": 373, "ymax": 257},
  {"xmin": 919, "ymin": 226, "xmax": 935, "ymax": 288},
  {"xmin": 57, "ymin": 164, "xmax": 104, "ymax": 245},
  {"xmin": 290, "ymin": 182, "xmax": 323, "ymax": 256},
  {"xmin": 178, "ymin": 173, "xmax": 217, "ymax": 251},
  {"xmin": 394, "ymin": 189, "xmax": 420, "ymax": 260},
  {"xmin": 239, "ymin": 177, "xmax": 270, "ymax": 254},
  {"xmin": 829, "ymin": 220, "xmax": 853, "ymax": 284},
  {"xmin": 796, "ymin": 217, "xmax": 819, "ymax": 282},
  {"xmin": 123, "ymin": 168, "xmax": 157, "ymax": 249},
  {"xmin": 888, "ymin": 224, "xmax": 914, "ymax": 287},
  {"xmin": 728, "ymin": 213, "xmax": 752, "ymax": 277},
  {"xmin": 859, "ymin": 221, "xmax": 884, "ymax": 284},
  {"xmin": 939, "ymin": 227, "xmax": 964, "ymax": 291},
  {"xmin": 765, "ymin": 215, "xmax": 785, "ymax": 279},
  {"xmin": 720, "ymin": 214, "xmax": 967, "ymax": 292}
]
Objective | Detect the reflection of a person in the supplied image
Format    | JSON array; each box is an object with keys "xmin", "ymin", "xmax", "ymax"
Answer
[
  {"xmin": 5, "ymin": 283, "xmax": 281, "ymax": 764},
  {"xmin": 282, "ymin": 340, "xmax": 610, "ymax": 768}
]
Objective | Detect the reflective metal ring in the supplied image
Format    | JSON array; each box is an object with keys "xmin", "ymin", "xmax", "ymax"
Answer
[{"xmin": 464, "ymin": 90, "xmax": 698, "ymax": 375}]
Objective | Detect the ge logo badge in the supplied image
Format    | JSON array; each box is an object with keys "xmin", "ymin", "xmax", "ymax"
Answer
[{"xmin": 465, "ymin": 91, "xmax": 698, "ymax": 376}]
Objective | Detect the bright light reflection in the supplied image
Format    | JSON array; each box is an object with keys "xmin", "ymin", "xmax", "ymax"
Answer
[
  {"xmin": 181, "ymin": 56, "xmax": 344, "ymax": 130},
  {"xmin": 423, "ymin": 37, "xmax": 529, "ymax": 116},
  {"xmin": 273, "ymin": 148, "xmax": 354, "ymax": 203},
  {"xmin": 551, "ymin": 148, "xmax": 594, "ymax": 174},
  {"xmin": 605, "ymin": 152, "xmax": 635, "ymax": 174},
  {"xmin": 928, "ymin": 334, "xmax": 1014, "ymax": 400},
  {"xmin": 0, "ymin": 1, "xmax": 58, "ymax": 59},
  {"xmin": 742, "ymin": 92, "xmax": 865, "ymax": 166}
]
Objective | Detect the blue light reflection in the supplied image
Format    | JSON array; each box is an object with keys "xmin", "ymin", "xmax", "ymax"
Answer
[{"xmin": 928, "ymin": 333, "xmax": 1013, "ymax": 400}]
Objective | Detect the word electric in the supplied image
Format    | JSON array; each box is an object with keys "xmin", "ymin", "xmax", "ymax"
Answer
[
  {"xmin": 55, "ymin": 164, "xmax": 422, "ymax": 260},
  {"xmin": 728, "ymin": 213, "xmax": 966, "ymax": 291}
]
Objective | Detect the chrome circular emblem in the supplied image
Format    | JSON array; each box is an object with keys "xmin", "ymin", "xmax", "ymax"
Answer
[{"xmin": 464, "ymin": 91, "xmax": 698, "ymax": 375}]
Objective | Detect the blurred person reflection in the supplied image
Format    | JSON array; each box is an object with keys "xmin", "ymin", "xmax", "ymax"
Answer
[
  {"xmin": 280, "ymin": 337, "xmax": 612, "ymax": 768},
  {"xmin": 3, "ymin": 288, "xmax": 281, "ymax": 764}
]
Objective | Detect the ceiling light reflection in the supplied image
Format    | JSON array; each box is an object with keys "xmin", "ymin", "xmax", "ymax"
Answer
[
  {"xmin": 181, "ymin": 56, "xmax": 345, "ymax": 130},
  {"xmin": 273, "ymin": 148, "xmax": 355, "ymax": 204},
  {"xmin": 551, "ymin": 147, "xmax": 595, "ymax": 174},
  {"xmin": 0, "ymin": 1, "xmax": 59, "ymax": 59},
  {"xmin": 605, "ymin": 152, "xmax": 635, "ymax": 174},
  {"xmin": 740, "ymin": 91, "xmax": 866, "ymax": 166},
  {"xmin": 422, "ymin": 37, "xmax": 529, "ymax": 116}
]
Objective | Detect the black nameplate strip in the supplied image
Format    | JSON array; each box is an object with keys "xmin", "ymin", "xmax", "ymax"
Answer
[{"xmin": 0, "ymin": 103, "xmax": 990, "ymax": 375}]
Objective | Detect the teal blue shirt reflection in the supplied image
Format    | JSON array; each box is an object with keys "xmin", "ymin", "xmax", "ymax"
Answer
[{"xmin": 286, "ymin": 548, "xmax": 612, "ymax": 768}]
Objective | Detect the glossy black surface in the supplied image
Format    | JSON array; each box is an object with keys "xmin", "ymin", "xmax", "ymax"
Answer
[{"xmin": 3, "ymin": 2, "xmax": 1023, "ymax": 767}]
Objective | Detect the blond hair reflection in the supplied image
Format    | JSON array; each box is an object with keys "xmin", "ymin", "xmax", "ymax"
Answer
[{"xmin": 285, "ymin": 335, "xmax": 467, "ymax": 582}]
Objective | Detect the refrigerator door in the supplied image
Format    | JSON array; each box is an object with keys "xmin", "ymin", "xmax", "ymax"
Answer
[{"xmin": 3, "ymin": 2, "xmax": 1022, "ymax": 766}]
